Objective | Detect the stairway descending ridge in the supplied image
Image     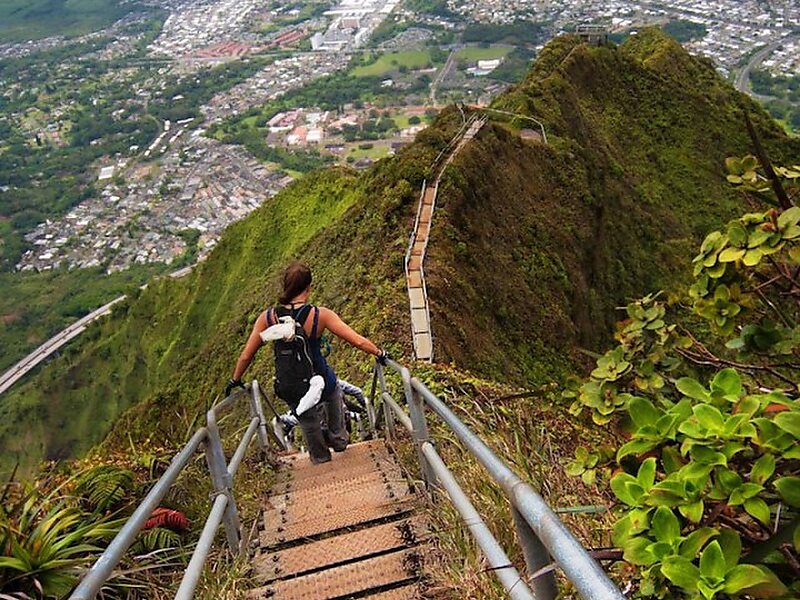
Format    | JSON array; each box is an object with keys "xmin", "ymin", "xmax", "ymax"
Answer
[
  {"xmin": 248, "ymin": 440, "xmax": 427, "ymax": 600},
  {"xmin": 406, "ymin": 115, "xmax": 487, "ymax": 362}
]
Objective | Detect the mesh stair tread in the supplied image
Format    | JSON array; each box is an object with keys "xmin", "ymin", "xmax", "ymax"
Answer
[
  {"xmin": 248, "ymin": 549, "xmax": 421, "ymax": 600},
  {"xmin": 254, "ymin": 518, "xmax": 422, "ymax": 582}
]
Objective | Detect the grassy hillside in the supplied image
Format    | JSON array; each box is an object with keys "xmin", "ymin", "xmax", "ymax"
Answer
[
  {"xmin": 2, "ymin": 30, "xmax": 798, "ymax": 477},
  {"xmin": 0, "ymin": 118, "xmax": 461, "ymax": 474},
  {"xmin": 425, "ymin": 29, "xmax": 800, "ymax": 384}
]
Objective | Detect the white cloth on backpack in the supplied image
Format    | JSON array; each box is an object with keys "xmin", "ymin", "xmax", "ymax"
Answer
[
  {"xmin": 260, "ymin": 316, "xmax": 296, "ymax": 342},
  {"xmin": 295, "ymin": 375, "xmax": 325, "ymax": 416}
]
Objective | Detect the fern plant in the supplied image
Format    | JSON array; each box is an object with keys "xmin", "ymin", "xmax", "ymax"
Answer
[
  {"xmin": 132, "ymin": 527, "xmax": 183, "ymax": 554},
  {"xmin": 74, "ymin": 465, "xmax": 135, "ymax": 513}
]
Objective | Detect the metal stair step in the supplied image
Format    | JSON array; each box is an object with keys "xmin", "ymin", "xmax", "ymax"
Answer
[
  {"xmin": 248, "ymin": 549, "xmax": 422, "ymax": 600},
  {"xmin": 261, "ymin": 481, "xmax": 414, "ymax": 547},
  {"xmin": 254, "ymin": 519, "xmax": 422, "ymax": 582}
]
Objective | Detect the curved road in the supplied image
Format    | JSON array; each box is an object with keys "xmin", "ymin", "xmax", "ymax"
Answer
[
  {"xmin": 734, "ymin": 39, "xmax": 784, "ymax": 95},
  {"xmin": 0, "ymin": 264, "xmax": 198, "ymax": 396}
]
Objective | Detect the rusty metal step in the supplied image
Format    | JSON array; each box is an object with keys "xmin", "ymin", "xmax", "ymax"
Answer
[
  {"xmin": 269, "ymin": 468, "xmax": 408, "ymax": 508},
  {"xmin": 276, "ymin": 458, "xmax": 403, "ymax": 495},
  {"xmin": 280, "ymin": 441, "xmax": 391, "ymax": 481},
  {"xmin": 261, "ymin": 487, "xmax": 415, "ymax": 548},
  {"xmin": 254, "ymin": 519, "xmax": 422, "ymax": 583},
  {"xmin": 248, "ymin": 549, "xmax": 422, "ymax": 600}
]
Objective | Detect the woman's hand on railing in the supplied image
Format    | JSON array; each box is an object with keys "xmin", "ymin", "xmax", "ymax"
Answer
[{"xmin": 224, "ymin": 378, "xmax": 244, "ymax": 398}]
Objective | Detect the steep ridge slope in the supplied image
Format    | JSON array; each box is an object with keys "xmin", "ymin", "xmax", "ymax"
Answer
[
  {"xmin": 424, "ymin": 30, "xmax": 800, "ymax": 384},
  {"xmin": 0, "ymin": 130, "xmax": 457, "ymax": 475},
  {"xmin": 2, "ymin": 31, "xmax": 798, "ymax": 476}
]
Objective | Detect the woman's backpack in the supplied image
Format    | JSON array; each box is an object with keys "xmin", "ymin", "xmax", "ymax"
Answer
[{"xmin": 268, "ymin": 305, "xmax": 318, "ymax": 409}]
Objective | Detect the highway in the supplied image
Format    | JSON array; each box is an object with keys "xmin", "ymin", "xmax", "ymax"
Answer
[
  {"xmin": 734, "ymin": 39, "xmax": 784, "ymax": 94},
  {"xmin": 0, "ymin": 262, "xmax": 198, "ymax": 396},
  {"xmin": 0, "ymin": 296, "xmax": 127, "ymax": 396}
]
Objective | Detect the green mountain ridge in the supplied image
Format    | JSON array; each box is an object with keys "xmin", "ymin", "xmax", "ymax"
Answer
[{"xmin": 1, "ymin": 28, "xmax": 798, "ymax": 477}]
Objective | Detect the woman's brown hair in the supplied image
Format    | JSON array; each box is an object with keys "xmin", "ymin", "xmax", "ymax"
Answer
[{"xmin": 279, "ymin": 261, "xmax": 312, "ymax": 304}]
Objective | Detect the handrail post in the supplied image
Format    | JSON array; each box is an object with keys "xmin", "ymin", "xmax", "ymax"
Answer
[
  {"xmin": 205, "ymin": 410, "xmax": 241, "ymax": 553},
  {"xmin": 401, "ymin": 367, "xmax": 436, "ymax": 493},
  {"xmin": 366, "ymin": 364, "xmax": 378, "ymax": 436},
  {"xmin": 512, "ymin": 505, "xmax": 557, "ymax": 600},
  {"xmin": 249, "ymin": 381, "xmax": 270, "ymax": 453},
  {"xmin": 377, "ymin": 364, "xmax": 396, "ymax": 440}
]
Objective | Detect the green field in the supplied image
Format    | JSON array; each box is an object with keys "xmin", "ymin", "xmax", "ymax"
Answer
[
  {"xmin": 0, "ymin": 0, "xmax": 137, "ymax": 42},
  {"xmin": 351, "ymin": 50, "xmax": 433, "ymax": 77},
  {"xmin": 454, "ymin": 45, "xmax": 513, "ymax": 62},
  {"xmin": 343, "ymin": 142, "xmax": 391, "ymax": 161}
]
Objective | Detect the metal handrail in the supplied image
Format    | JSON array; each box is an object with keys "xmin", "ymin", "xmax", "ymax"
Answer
[
  {"xmin": 371, "ymin": 359, "xmax": 624, "ymax": 600},
  {"xmin": 69, "ymin": 380, "xmax": 273, "ymax": 600}
]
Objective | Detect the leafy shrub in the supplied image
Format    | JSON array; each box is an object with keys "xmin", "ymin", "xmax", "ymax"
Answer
[{"xmin": 567, "ymin": 156, "xmax": 800, "ymax": 599}]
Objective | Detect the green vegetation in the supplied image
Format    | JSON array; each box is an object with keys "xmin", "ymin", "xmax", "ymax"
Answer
[
  {"xmin": 351, "ymin": 50, "xmax": 434, "ymax": 77},
  {"xmin": 661, "ymin": 19, "xmax": 708, "ymax": 43},
  {"xmin": 3, "ymin": 29, "xmax": 800, "ymax": 597},
  {"xmin": 487, "ymin": 47, "xmax": 535, "ymax": 84},
  {"xmin": 454, "ymin": 45, "xmax": 512, "ymax": 62},
  {"xmin": 566, "ymin": 160, "xmax": 800, "ymax": 598},
  {"xmin": 0, "ymin": 264, "xmax": 166, "ymax": 372},
  {"xmin": 462, "ymin": 20, "xmax": 551, "ymax": 46},
  {"xmin": 751, "ymin": 70, "xmax": 800, "ymax": 133},
  {"xmin": 345, "ymin": 142, "xmax": 391, "ymax": 161},
  {"xmin": 404, "ymin": 0, "xmax": 457, "ymax": 19},
  {"xmin": 0, "ymin": 0, "xmax": 140, "ymax": 42}
]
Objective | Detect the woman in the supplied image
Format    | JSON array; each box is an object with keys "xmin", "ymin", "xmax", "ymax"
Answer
[{"xmin": 225, "ymin": 261, "xmax": 388, "ymax": 464}]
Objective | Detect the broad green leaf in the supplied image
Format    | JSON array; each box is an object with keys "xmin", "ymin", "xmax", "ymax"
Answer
[
  {"xmin": 732, "ymin": 565, "xmax": 787, "ymax": 598},
  {"xmin": 679, "ymin": 500, "xmax": 704, "ymax": 523},
  {"xmin": 651, "ymin": 506, "xmax": 681, "ymax": 543},
  {"xmin": 727, "ymin": 222, "xmax": 748, "ymax": 246},
  {"xmin": 750, "ymin": 454, "xmax": 775, "ymax": 485},
  {"xmin": 718, "ymin": 528, "xmax": 741, "ymax": 568},
  {"xmin": 680, "ymin": 527, "xmax": 718, "ymax": 559},
  {"xmin": 743, "ymin": 247, "xmax": 763, "ymax": 266},
  {"xmin": 611, "ymin": 473, "xmax": 644, "ymax": 506},
  {"xmin": 794, "ymin": 523, "xmax": 800, "ymax": 552},
  {"xmin": 623, "ymin": 536, "xmax": 656, "ymax": 566},
  {"xmin": 773, "ymin": 412, "xmax": 800, "ymax": 438},
  {"xmin": 748, "ymin": 228, "xmax": 771, "ymax": 248},
  {"xmin": 581, "ymin": 469, "xmax": 596, "ymax": 486},
  {"xmin": 774, "ymin": 476, "xmax": 800, "ymax": 507},
  {"xmin": 777, "ymin": 206, "xmax": 800, "ymax": 229},
  {"xmin": 735, "ymin": 396, "xmax": 760, "ymax": 418},
  {"xmin": 699, "ymin": 540, "xmax": 727, "ymax": 583},
  {"xmin": 676, "ymin": 377, "xmax": 710, "ymax": 402},
  {"xmin": 638, "ymin": 457, "xmax": 657, "ymax": 489},
  {"xmin": 744, "ymin": 498, "xmax": 771, "ymax": 526},
  {"xmin": 711, "ymin": 368, "xmax": 741, "ymax": 397},
  {"xmin": 700, "ymin": 231, "xmax": 723, "ymax": 253},
  {"xmin": 565, "ymin": 462, "xmax": 585, "ymax": 476},
  {"xmin": 689, "ymin": 445, "xmax": 727, "ymax": 466},
  {"xmin": 723, "ymin": 565, "xmax": 771, "ymax": 594},
  {"xmin": 646, "ymin": 541, "xmax": 674, "ymax": 560},
  {"xmin": 718, "ymin": 247, "xmax": 745, "ymax": 262},
  {"xmin": 628, "ymin": 397, "xmax": 662, "ymax": 428},
  {"xmin": 617, "ymin": 438, "xmax": 660, "ymax": 460},
  {"xmin": 662, "ymin": 556, "xmax": 702, "ymax": 591},
  {"xmin": 647, "ymin": 480, "xmax": 688, "ymax": 507},
  {"xmin": 693, "ymin": 404, "xmax": 725, "ymax": 431}
]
